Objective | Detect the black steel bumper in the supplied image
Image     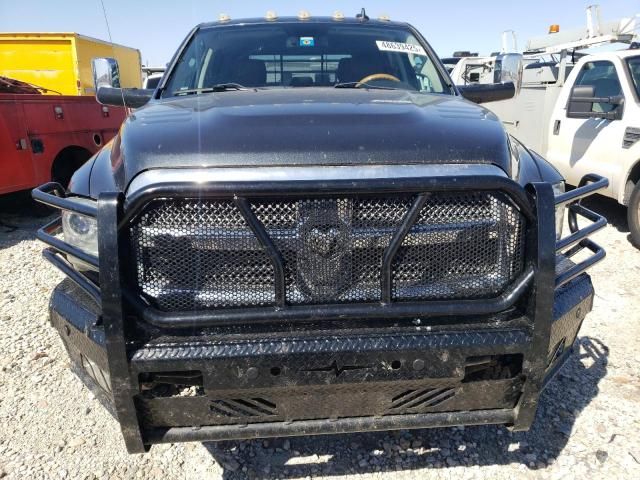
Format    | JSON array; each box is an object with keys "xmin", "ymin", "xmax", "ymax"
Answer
[{"xmin": 34, "ymin": 174, "xmax": 607, "ymax": 453}]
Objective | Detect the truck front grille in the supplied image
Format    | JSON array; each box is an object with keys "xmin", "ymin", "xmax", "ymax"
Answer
[{"xmin": 129, "ymin": 192, "xmax": 525, "ymax": 312}]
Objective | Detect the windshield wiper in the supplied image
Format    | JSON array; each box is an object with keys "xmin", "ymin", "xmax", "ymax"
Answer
[
  {"xmin": 173, "ymin": 83, "xmax": 250, "ymax": 96},
  {"xmin": 334, "ymin": 82, "xmax": 399, "ymax": 90}
]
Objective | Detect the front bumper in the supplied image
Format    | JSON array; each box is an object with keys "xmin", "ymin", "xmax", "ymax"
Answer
[
  {"xmin": 34, "ymin": 173, "xmax": 608, "ymax": 452},
  {"xmin": 51, "ymin": 273, "xmax": 593, "ymax": 447}
]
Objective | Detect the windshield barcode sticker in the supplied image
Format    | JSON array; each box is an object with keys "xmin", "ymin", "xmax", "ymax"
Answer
[{"xmin": 376, "ymin": 41, "xmax": 426, "ymax": 56}]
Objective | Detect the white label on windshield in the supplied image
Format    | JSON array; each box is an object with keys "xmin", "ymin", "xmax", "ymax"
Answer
[{"xmin": 376, "ymin": 40, "xmax": 426, "ymax": 56}]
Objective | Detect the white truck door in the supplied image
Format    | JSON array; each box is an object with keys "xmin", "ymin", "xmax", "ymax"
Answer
[{"xmin": 546, "ymin": 58, "xmax": 627, "ymax": 199}]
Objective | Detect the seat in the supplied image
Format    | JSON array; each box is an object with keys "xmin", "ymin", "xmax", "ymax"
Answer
[
  {"xmin": 315, "ymin": 73, "xmax": 331, "ymax": 86},
  {"xmin": 336, "ymin": 58, "xmax": 364, "ymax": 83},
  {"xmin": 336, "ymin": 57, "xmax": 388, "ymax": 84},
  {"xmin": 229, "ymin": 59, "xmax": 266, "ymax": 87}
]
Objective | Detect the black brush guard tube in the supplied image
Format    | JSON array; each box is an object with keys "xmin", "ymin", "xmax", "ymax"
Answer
[{"xmin": 33, "ymin": 174, "xmax": 608, "ymax": 453}]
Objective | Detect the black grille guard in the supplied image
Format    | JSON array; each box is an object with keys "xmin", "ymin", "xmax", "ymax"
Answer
[
  {"xmin": 33, "ymin": 172, "xmax": 608, "ymax": 453},
  {"xmin": 33, "ymin": 173, "xmax": 608, "ymax": 326},
  {"xmin": 129, "ymin": 193, "xmax": 526, "ymax": 307}
]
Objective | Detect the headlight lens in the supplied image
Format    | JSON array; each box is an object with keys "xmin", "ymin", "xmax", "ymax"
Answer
[
  {"xmin": 552, "ymin": 181, "xmax": 565, "ymax": 241},
  {"xmin": 62, "ymin": 206, "xmax": 98, "ymax": 258}
]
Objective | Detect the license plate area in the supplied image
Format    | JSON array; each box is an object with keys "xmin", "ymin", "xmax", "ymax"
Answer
[{"xmin": 134, "ymin": 351, "xmax": 524, "ymax": 428}]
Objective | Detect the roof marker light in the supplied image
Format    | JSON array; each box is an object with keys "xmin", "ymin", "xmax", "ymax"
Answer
[
  {"xmin": 298, "ymin": 10, "xmax": 311, "ymax": 20},
  {"xmin": 378, "ymin": 14, "xmax": 391, "ymax": 21},
  {"xmin": 333, "ymin": 11, "xmax": 345, "ymax": 21},
  {"xmin": 265, "ymin": 10, "xmax": 278, "ymax": 21},
  {"xmin": 218, "ymin": 13, "xmax": 231, "ymax": 23},
  {"xmin": 549, "ymin": 24, "xmax": 560, "ymax": 34}
]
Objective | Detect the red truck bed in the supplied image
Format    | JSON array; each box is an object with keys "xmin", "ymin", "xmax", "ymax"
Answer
[{"xmin": 0, "ymin": 93, "xmax": 125, "ymax": 195}]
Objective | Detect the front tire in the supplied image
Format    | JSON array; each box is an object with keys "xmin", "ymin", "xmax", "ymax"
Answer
[{"xmin": 628, "ymin": 181, "xmax": 640, "ymax": 248}]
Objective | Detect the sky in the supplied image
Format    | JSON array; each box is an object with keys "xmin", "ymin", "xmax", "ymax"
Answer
[{"xmin": 0, "ymin": 0, "xmax": 636, "ymax": 66}]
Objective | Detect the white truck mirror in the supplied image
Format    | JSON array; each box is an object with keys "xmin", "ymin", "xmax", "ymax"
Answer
[
  {"xmin": 568, "ymin": 85, "xmax": 595, "ymax": 115},
  {"xmin": 494, "ymin": 53, "xmax": 523, "ymax": 94},
  {"xmin": 567, "ymin": 85, "xmax": 624, "ymax": 120}
]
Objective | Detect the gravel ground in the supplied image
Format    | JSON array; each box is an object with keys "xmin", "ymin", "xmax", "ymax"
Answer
[{"xmin": 1, "ymin": 194, "xmax": 639, "ymax": 480}]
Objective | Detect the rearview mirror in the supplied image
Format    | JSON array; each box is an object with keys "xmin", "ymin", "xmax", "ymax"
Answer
[
  {"xmin": 567, "ymin": 85, "xmax": 624, "ymax": 120},
  {"xmin": 92, "ymin": 57, "xmax": 121, "ymax": 90},
  {"xmin": 458, "ymin": 82, "xmax": 516, "ymax": 104}
]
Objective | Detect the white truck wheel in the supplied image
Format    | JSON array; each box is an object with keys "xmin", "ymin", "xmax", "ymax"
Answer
[{"xmin": 628, "ymin": 182, "xmax": 640, "ymax": 249}]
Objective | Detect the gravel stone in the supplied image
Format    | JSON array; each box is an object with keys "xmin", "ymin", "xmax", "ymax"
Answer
[{"xmin": 67, "ymin": 438, "xmax": 85, "ymax": 449}]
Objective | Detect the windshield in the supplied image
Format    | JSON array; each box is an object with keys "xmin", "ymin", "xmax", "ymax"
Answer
[
  {"xmin": 627, "ymin": 56, "xmax": 640, "ymax": 98},
  {"xmin": 162, "ymin": 22, "xmax": 449, "ymax": 96}
]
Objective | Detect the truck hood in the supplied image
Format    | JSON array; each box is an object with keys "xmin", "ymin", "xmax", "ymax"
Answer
[{"xmin": 113, "ymin": 88, "xmax": 510, "ymax": 188}]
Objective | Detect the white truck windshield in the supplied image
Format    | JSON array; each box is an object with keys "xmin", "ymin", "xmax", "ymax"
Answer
[{"xmin": 163, "ymin": 22, "xmax": 448, "ymax": 96}]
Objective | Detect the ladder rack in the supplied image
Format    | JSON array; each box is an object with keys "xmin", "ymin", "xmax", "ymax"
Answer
[{"xmin": 524, "ymin": 5, "xmax": 637, "ymax": 54}]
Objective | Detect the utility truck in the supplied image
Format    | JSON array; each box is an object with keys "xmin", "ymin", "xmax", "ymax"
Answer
[
  {"xmin": 0, "ymin": 33, "xmax": 140, "ymax": 195},
  {"xmin": 142, "ymin": 67, "xmax": 165, "ymax": 90},
  {"xmin": 0, "ymin": 77, "xmax": 126, "ymax": 195},
  {"xmin": 453, "ymin": 6, "xmax": 640, "ymax": 245}
]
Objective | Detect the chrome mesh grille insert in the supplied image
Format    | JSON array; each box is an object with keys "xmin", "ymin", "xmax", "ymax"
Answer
[
  {"xmin": 392, "ymin": 192, "xmax": 525, "ymax": 301},
  {"xmin": 130, "ymin": 201, "xmax": 275, "ymax": 311},
  {"xmin": 129, "ymin": 192, "xmax": 525, "ymax": 312}
]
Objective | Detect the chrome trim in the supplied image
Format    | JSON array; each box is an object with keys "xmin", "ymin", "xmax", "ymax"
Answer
[{"xmin": 126, "ymin": 164, "xmax": 508, "ymax": 199}]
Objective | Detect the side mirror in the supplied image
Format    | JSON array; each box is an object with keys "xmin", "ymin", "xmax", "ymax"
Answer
[
  {"xmin": 96, "ymin": 87, "xmax": 154, "ymax": 109},
  {"xmin": 92, "ymin": 57, "xmax": 153, "ymax": 109},
  {"xmin": 494, "ymin": 53, "xmax": 523, "ymax": 94},
  {"xmin": 458, "ymin": 82, "xmax": 516, "ymax": 104},
  {"xmin": 92, "ymin": 57, "xmax": 121, "ymax": 90},
  {"xmin": 567, "ymin": 85, "xmax": 624, "ymax": 120},
  {"xmin": 456, "ymin": 53, "xmax": 522, "ymax": 104}
]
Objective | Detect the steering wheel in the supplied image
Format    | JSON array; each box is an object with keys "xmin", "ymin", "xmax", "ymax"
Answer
[{"xmin": 356, "ymin": 73, "xmax": 401, "ymax": 87}]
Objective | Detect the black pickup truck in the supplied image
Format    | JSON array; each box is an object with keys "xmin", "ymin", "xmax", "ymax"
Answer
[{"xmin": 33, "ymin": 12, "xmax": 608, "ymax": 453}]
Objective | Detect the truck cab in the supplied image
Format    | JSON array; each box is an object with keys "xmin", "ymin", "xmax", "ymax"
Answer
[{"xmin": 546, "ymin": 50, "xmax": 640, "ymax": 206}]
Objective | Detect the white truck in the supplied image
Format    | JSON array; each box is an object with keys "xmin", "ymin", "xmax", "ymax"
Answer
[
  {"xmin": 452, "ymin": 7, "xmax": 640, "ymax": 245},
  {"xmin": 141, "ymin": 66, "xmax": 165, "ymax": 90}
]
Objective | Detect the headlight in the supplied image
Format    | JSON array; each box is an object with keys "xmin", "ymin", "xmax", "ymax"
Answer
[
  {"xmin": 552, "ymin": 181, "xmax": 565, "ymax": 241},
  {"xmin": 62, "ymin": 199, "xmax": 98, "ymax": 268}
]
